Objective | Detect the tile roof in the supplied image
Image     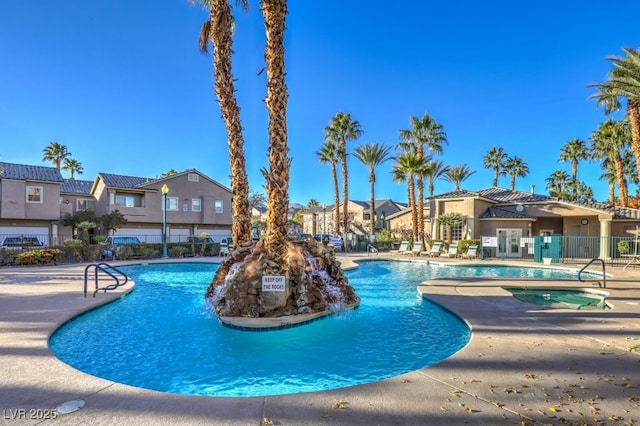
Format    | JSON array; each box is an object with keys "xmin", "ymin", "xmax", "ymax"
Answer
[
  {"xmin": 436, "ymin": 187, "xmax": 640, "ymax": 219},
  {"xmin": 560, "ymin": 200, "xmax": 640, "ymax": 220},
  {"xmin": 60, "ymin": 179, "xmax": 94, "ymax": 195},
  {"xmin": 477, "ymin": 187, "xmax": 551, "ymax": 203},
  {"xmin": 98, "ymin": 172, "xmax": 157, "ymax": 190},
  {"xmin": 0, "ymin": 162, "xmax": 64, "ymax": 183},
  {"xmin": 434, "ymin": 187, "xmax": 550, "ymax": 203},
  {"xmin": 479, "ymin": 206, "xmax": 531, "ymax": 219}
]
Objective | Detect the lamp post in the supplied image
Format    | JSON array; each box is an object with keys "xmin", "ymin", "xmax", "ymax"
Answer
[
  {"xmin": 161, "ymin": 184, "xmax": 169, "ymax": 258},
  {"xmin": 322, "ymin": 203, "xmax": 326, "ymax": 236}
]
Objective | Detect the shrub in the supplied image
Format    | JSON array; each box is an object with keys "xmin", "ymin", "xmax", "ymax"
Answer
[
  {"xmin": 617, "ymin": 240, "xmax": 631, "ymax": 255},
  {"xmin": 169, "ymin": 246, "xmax": 188, "ymax": 258},
  {"xmin": 16, "ymin": 248, "xmax": 61, "ymax": 265}
]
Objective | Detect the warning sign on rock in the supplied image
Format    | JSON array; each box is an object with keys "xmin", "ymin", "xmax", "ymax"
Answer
[{"xmin": 262, "ymin": 275, "xmax": 286, "ymax": 292}]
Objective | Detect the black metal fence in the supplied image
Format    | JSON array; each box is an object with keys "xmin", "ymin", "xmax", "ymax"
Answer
[
  {"xmin": 479, "ymin": 234, "xmax": 639, "ymax": 268},
  {"xmin": 0, "ymin": 233, "xmax": 223, "ymax": 267}
]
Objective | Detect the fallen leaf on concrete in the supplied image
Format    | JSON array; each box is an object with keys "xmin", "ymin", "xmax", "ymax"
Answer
[{"xmin": 332, "ymin": 400, "xmax": 348, "ymax": 409}]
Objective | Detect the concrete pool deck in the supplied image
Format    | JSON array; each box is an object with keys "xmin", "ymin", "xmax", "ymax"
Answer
[{"xmin": 0, "ymin": 255, "xmax": 638, "ymax": 425}]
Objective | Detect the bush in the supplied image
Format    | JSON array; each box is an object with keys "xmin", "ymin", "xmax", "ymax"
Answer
[
  {"xmin": 16, "ymin": 248, "xmax": 61, "ymax": 265},
  {"xmin": 169, "ymin": 246, "xmax": 188, "ymax": 258},
  {"xmin": 617, "ymin": 240, "xmax": 631, "ymax": 255},
  {"xmin": 457, "ymin": 239, "xmax": 480, "ymax": 254}
]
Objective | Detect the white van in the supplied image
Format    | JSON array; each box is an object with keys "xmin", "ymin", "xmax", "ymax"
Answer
[{"xmin": 219, "ymin": 237, "xmax": 233, "ymax": 256}]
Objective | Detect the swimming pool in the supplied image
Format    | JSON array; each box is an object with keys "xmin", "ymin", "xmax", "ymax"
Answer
[
  {"xmin": 49, "ymin": 260, "xmax": 598, "ymax": 397},
  {"xmin": 50, "ymin": 261, "xmax": 473, "ymax": 397}
]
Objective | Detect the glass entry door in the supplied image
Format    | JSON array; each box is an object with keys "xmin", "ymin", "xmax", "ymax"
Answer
[{"xmin": 497, "ymin": 228, "xmax": 522, "ymax": 258}]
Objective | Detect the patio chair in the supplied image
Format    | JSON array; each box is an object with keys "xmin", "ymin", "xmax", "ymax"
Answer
[
  {"xmin": 390, "ymin": 241, "xmax": 410, "ymax": 255},
  {"xmin": 425, "ymin": 242, "xmax": 443, "ymax": 257},
  {"xmin": 409, "ymin": 241, "xmax": 423, "ymax": 256},
  {"xmin": 461, "ymin": 245, "xmax": 478, "ymax": 259},
  {"xmin": 440, "ymin": 243, "xmax": 459, "ymax": 258}
]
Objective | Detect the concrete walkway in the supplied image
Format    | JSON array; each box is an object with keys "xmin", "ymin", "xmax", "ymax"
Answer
[{"xmin": 1, "ymin": 256, "xmax": 639, "ymax": 425}]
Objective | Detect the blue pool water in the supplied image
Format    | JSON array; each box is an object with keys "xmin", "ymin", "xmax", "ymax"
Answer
[{"xmin": 49, "ymin": 260, "xmax": 593, "ymax": 397}]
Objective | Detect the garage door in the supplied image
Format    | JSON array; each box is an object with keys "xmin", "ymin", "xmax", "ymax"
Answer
[{"xmin": 0, "ymin": 227, "xmax": 50, "ymax": 246}]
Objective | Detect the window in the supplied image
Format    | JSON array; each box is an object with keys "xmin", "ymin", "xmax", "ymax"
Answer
[
  {"xmin": 215, "ymin": 200, "xmax": 223, "ymax": 213},
  {"xmin": 26, "ymin": 186, "xmax": 43, "ymax": 203},
  {"xmin": 192, "ymin": 199, "xmax": 202, "ymax": 212},
  {"xmin": 166, "ymin": 197, "xmax": 178, "ymax": 211},
  {"xmin": 77, "ymin": 199, "xmax": 96, "ymax": 211},
  {"xmin": 442, "ymin": 223, "xmax": 463, "ymax": 242},
  {"xmin": 188, "ymin": 173, "xmax": 199, "ymax": 182},
  {"xmin": 115, "ymin": 195, "xmax": 135, "ymax": 207}
]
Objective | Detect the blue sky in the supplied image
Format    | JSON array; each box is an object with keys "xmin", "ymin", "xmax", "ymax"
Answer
[{"xmin": 2, "ymin": 1, "xmax": 639, "ymax": 206}]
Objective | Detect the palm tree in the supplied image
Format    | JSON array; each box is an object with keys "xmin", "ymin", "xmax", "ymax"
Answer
[
  {"xmin": 545, "ymin": 170, "xmax": 571, "ymax": 199},
  {"xmin": 62, "ymin": 158, "xmax": 84, "ymax": 179},
  {"xmin": 398, "ymin": 113, "xmax": 447, "ymax": 246},
  {"xmin": 316, "ymin": 141, "xmax": 341, "ymax": 234},
  {"xmin": 589, "ymin": 47, "xmax": 640, "ymax": 185},
  {"xmin": 598, "ymin": 158, "xmax": 618, "ymax": 204},
  {"xmin": 260, "ymin": 0, "xmax": 290, "ymax": 272},
  {"xmin": 423, "ymin": 160, "xmax": 448, "ymax": 198},
  {"xmin": 590, "ymin": 118, "xmax": 631, "ymax": 207},
  {"xmin": 504, "ymin": 156, "xmax": 529, "ymax": 191},
  {"xmin": 392, "ymin": 152, "xmax": 426, "ymax": 242},
  {"xmin": 307, "ymin": 199, "xmax": 319, "ymax": 208},
  {"xmin": 443, "ymin": 164, "xmax": 476, "ymax": 191},
  {"xmin": 196, "ymin": 0, "xmax": 251, "ymax": 246},
  {"xmin": 558, "ymin": 139, "xmax": 589, "ymax": 200},
  {"xmin": 436, "ymin": 212, "xmax": 465, "ymax": 246},
  {"xmin": 324, "ymin": 112, "xmax": 363, "ymax": 237},
  {"xmin": 353, "ymin": 142, "xmax": 392, "ymax": 239},
  {"xmin": 42, "ymin": 141, "xmax": 70, "ymax": 170},
  {"xmin": 483, "ymin": 147, "xmax": 508, "ymax": 187}
]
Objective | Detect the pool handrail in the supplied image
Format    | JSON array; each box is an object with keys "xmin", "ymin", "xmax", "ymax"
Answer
[
  {"xmin": 84, "ymin": 262, "xmax": 130, "ymax": 297},
  {"xmin": 578, "ymin": 258, "xmax": 606, "ymax": 288}
]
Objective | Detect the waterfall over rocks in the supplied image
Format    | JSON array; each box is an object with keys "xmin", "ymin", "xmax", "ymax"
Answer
[{"xmin": 205, "ymin": 238, "xmax": 359, "ymax": 319}]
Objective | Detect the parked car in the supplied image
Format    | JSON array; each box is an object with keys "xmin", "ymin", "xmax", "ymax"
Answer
[
  {"xmin": 314, "ymin": 234, "xmax": 331, "ymax": 245},
  {"xmin": 188, "ymin": 235, "xmax": 215, "ymax": 245},
  {"xmin": 288, "ymin": 233, "xmax": 313, "ymax": 241},
  {"xmin": 102, "ymin": 236, "xmax": 142, "ymax": 259},
  {"xmin": 327, "ymin": 235, "xmax": 344, "ymax": 251},
  {"xmin": 219, "ymin": 237, "xmax": 233, "ymax": 256},
  {"xmin": 0, "ymin": 236, "xmax": 43, "ymax": 252}
]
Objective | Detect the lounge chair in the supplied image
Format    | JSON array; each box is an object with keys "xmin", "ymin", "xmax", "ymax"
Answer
[
  {"xmin": 461, "ymin": 245, "xmax": 478, "ymax": 259},
  {"xmin": 390, "ymin": 241, "xmax": 410, "ymax": 255},
  {"xmin": 440, "ymin": 243, "xmax": 459, "ymax": 258},
  {"xmin": 409, "ymin": 241, "xmax": 423, "ymax": 256},
  {"xmin": 425, "ymin": 242, "xmax": 443, "ymax": 257}
]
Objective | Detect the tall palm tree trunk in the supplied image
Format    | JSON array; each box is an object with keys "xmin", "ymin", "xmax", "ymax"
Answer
[
  {"xmin": 409, "ymin": 176, "xmax": 417, "ymax": 242},
  {"xmin": 209, "ymin": 0, "xmax": 250, "ymax": 246},
  {"xmin": 614, "ymin": 154, "xmax": 629, "ymax": 207},
  {"xmin": 341, "ymin": 144, "xmax": 349, "ymax": 236},
  {"xmin": 629, "ymin": 98, "xmax": 640, "ymax": 185},
  {"xmin": 368, "ymin": 170, "xmax": 376, "ymax": 239},
  {"xmin": 260, "ymin": 0, "xmax": 290, "ymax": 273},
  {"xmin": 331, "ymin": 163, "xmax": 340, "ymax": 235},
  {"xmin": 416, "ymin": 174, "xmax": 425, "ymax": 246}
]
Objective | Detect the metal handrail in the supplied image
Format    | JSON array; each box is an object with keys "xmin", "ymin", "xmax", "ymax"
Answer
[
  {"xmin": 84, "ymin": 263, "xmax": 129, "ymax": 297},
  {"xmin": 578, "ymin": 258, "xmax": 606, "ymax": 288},
  {"xmin": 367, "ymin": 244, "xmax": 379, "ymax": 257}
]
